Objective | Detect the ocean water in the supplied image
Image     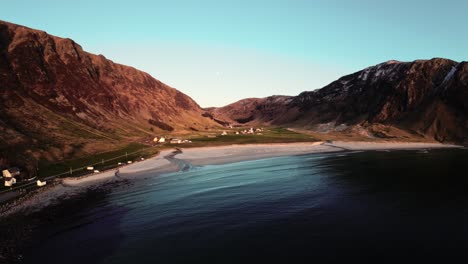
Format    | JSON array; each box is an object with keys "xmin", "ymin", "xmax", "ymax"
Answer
[{"xmin": 23, "ymin": 149, "xmax": 468, "ymax": 263}]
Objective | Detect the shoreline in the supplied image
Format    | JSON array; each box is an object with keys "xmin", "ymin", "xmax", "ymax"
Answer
[
  {"xmin": 0, "ymin": 141, "xmax": 462, "ymax": 217},
  {"xmin": 173, "ymin": 141, "xmax": 461, "ymax": 166}
]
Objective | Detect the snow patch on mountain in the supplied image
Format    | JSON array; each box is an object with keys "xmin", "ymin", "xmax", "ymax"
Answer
[
  {"xmin": 357, "ymin": 61, "xmax": 404, "ymax": 84},
  {"xmin": 443, "ymin": 64, "xmax": 458, "ymax": 83}
]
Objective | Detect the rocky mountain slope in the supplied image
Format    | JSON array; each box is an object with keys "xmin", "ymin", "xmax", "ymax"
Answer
[
  {"xmin": 0, "ymin": 20, "xmax": 217, "ymax": 169},
  {"xmin": 206, "ymin": 96, "xmax": 293, "ymax": 125},
  {"xmin": 212, "ymin": 58, "xmax": 468, "ymax": 143}
]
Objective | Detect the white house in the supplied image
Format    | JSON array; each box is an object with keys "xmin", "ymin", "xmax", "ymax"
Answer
[
  {"xmin": 5, "ymin": 179, "xmax": 13, "ymax": 187},
  {"xmin": 2, "ymin": 167, "xmax": 20, "ymax": 178},
  {"xmin": 153, "ymin": 136, "xmax": 166, "ymax": 143},
  {"xmin": 170, "ymin": 138, "xmax": 182, "ymax": 144},
  {"xmin": 4, "ymin": 178, "xmax": 16, "ymax": 187},
  {"xmin": 2, "ymin": 170, "xmax": 10, "ymax": 178},
  {"xmin": 37, "ymin": 180, "xmax": 47, "ymax": 187},
  {"xmin": 221, "ymin": 131, "xmax": 227, "ymax": 136}
]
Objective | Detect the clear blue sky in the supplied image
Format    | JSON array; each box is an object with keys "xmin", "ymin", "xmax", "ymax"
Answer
[{"xmin": 2, "ymin": 0, "xmax": 467, "ymax": 106}]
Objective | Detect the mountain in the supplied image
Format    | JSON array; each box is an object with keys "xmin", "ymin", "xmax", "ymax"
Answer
[
  {"xmin": 0, "ymin": 20, "xmax": 217, "ymax": 170},
  {"xmin": 212, "ymin": 58, "xmax": 468, "ymax": 143},
  {"xmin": 206, "ymin": 96, "xmax": 293, "ymax": 125}
]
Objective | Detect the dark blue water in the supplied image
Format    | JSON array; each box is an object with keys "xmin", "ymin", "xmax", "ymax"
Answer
[{"xmin": 24, "ymin": 149, "xmax": 468, "ymax": 263}]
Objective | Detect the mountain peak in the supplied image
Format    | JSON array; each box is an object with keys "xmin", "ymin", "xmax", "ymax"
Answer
[{"xmin": 385, "ymin": 60, "xmax": 401, "ymax": 64}]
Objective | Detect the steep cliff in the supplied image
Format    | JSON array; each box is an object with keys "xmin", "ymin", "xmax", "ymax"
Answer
[{"xmin": 0, "ymin": 20, "xmax": 216, "ymax": 167}]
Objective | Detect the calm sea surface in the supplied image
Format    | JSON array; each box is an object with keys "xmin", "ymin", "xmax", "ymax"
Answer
[{"xmin": 23, "ymin": 149, "xmax": 468, "ymax": 263}]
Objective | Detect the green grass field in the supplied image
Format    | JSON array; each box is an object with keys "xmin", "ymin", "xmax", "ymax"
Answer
[{"xmin": 186, "ymin": 127, "xmax": 317, "ymax": 147}]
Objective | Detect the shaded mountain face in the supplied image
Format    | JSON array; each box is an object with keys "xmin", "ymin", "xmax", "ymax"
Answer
[
  {"xmin": 206, "ymin": 96, "xmax": 293, "ymax": 126},
  {"xmin": 213, "ymin": 59, "xmax": 468, "ymax": 143},
  {"xmin": 0, "ymin": 20, "xmax": 216, "ymax": 167}
]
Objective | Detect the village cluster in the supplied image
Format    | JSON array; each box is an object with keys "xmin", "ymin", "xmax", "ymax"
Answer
[
  {"xmin": 152, "ymin": 128, "xmax": 265, "ymax": 143},
  {"xmin": 222, "ymin": 127, "xmax": 264, "ymax": 136},
  {"xmin": 152, "ymin": 136, "xmax": 192, "ymax": 144}
]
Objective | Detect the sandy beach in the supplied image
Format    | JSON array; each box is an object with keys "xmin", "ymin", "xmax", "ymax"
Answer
[
  {"xmin": 1, "ymin": 141, "xmax": 462, "ymax": 217},
  {"xmin": 174, "ymin": 141, "xmax": 460, "ymax": 166},
  {"xmin": 325, "ymin": 141, "xmax": 461, "ymax": 150}
]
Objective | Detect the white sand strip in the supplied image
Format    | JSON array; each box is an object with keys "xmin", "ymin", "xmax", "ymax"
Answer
[
  {"xmin": 119, "ymin": 150, "xmax": 174, "ymax": 174},
  {"xmin": 173, "ymin": 141, "xmax": 460, "ymax": 166},
  {"xmin": 175, "ymin": 142, "xmax": 337, "ymax": 166},
  {"xmin": 327, "ymin": 141, "xmax": 461, "ymax": 151}
]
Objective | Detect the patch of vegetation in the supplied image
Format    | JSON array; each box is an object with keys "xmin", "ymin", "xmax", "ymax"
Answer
[
  {"xmin": 37, "ymin": 143, "xmax": 157, "ymax": 178},
  {"xmin": 201, "ymin": 112, "xmax": 213, "ymax": 118},
  {"xmin": 235, "ymin": 115, "xmax": 254, "ymax": 124},
  {"xmin": 148, "ymin": 119, "xmax": 174, "ymax": 131},
  {"xmin": 201, "ymin": 112, "xmax": 229, "ymax": 126},
  {"xmin": 213, "ymin": 118, "xmax": 229, "ymax": 126},
  {"xmin": 187, "ymin": 127, "xmax": 317, "ymax": 147},
  {"xmin": 0, "ymin": 143, "xmax": 162, "ymax": 193}
]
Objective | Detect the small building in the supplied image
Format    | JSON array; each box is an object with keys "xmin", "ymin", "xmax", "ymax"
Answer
[
  {"xmin": 37, "ymin": 180, "xmax": 47, "ymax": 187},
  {"xmin": 183, "ymin": 139, "xmax": 192, "ymax": 143},
  {"xmin": 221, "ymin": 131, "xmax": 227, "ymax": 136},
  {"xmin": 153, "ymin": 136, "xmax": 166, "ymax": 143},
  {"xmin": 4, "ymin": 178, "xmax": 16, "ymax": 187},
  {"xmin": 2, "ymin": 167, "xmax": 20, "ymax": 178},
  {"xmin": 86, "ymin": 166, "xmax": 94, "ymax": 171},
  {"xmin": 235, "ymin": 131, "xmax": 240, "ymax": 135},
  {"xmin": 5, "ymin": 179, "xmax": 13, "ymax": 187},
  {"xmin": 170, "ymin": 138, "xmax": 182, "ymax": 144}
]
